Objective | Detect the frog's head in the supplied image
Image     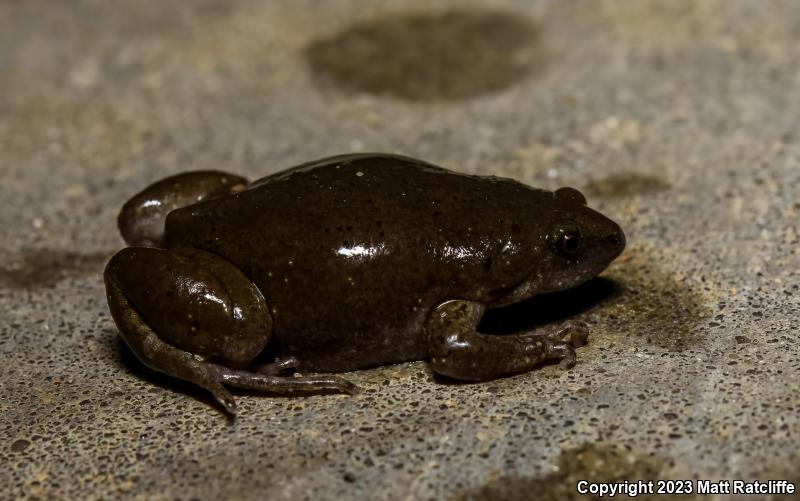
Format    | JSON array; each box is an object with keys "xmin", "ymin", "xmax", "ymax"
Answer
[
  {"xmin": 534, "ymin": 187, "xmax": 625, "ymax": 293},
  {"xmin": 493, "ymin": 186, "xmax": 625, "ymax": 305},
  {"xmin": 490, "ymin": 188, "xmax": 625, "ymax": 307}
]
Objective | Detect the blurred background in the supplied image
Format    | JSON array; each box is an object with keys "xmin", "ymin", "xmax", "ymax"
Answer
[{"xmin": 2, "ymin": 1, "xmax": 798, "ymax": 499}]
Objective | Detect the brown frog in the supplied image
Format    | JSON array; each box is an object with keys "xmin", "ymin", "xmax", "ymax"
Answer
[{"xmin": 105, "ymin": 153, "xmax": 625, "ymax": 414}]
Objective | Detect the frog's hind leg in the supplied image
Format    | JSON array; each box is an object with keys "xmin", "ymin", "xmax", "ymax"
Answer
[
  {"xmin": 106, "ymin": 254, "xmax": 238, "ymax": 414},
  {"xmin": 118, "ymin": 171, "xmax": 249, "ymax": 247},
  {"xmin": 105, "ymin": 246, "xmax": 356, "ymax": 415},
  {"xmin": 426, "ymin": 300, "xmax": 589, "ymax": 381}
]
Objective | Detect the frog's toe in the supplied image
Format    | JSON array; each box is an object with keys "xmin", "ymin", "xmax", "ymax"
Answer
[
  {"xmin": 253, "ymin": 356, "xmax": 299, "ymax": 375},
  {"xmin": 208, "ymin": 381, "xmax": 238, "ymax": 415},
  {"xmin": 293, "ymin": 374, "xmax": 359, "ymax": 395},
  {"xmin": 333, "ymin": 376, "xmax": 359, "ymax": 395},
  {"xmin": 544, "ymin": 340, "xmax": 578, "ymax": 370},
  {"xmin": 558, "ymin": 319, "xmax": 589, "ymax": 348},
  {"xmin": 558, "ymin": 354, "xmax": 577, "ymax": 370}
]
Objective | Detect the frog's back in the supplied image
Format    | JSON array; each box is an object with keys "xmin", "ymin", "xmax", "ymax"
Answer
[{"xmin": 164, "ymin": 154, "xmax": 547, "ymax": 371}]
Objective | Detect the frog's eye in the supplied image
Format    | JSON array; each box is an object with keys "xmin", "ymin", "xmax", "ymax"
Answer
[{"xmin": 550, "ymin": 227, "xmax": 583, "ymax": 259}]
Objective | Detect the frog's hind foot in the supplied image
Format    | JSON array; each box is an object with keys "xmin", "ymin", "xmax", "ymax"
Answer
[
  {"xmin": 518, "ymin": 320, "xmax": 587, "ymax": 369},
  {"xmin": 209, "ymin": 364, "xmax": 359, "ymax": 396},
  {"xmin": 118, "ymin": 170, "xmax": 249, "ymax": 247}
]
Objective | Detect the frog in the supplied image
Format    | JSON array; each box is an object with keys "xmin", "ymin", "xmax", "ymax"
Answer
[{"xmin": 104, "ymin": 153, "xmax": 625, "ymax": 414}]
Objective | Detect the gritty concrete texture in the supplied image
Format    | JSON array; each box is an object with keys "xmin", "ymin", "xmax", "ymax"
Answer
[{"xmin": 2, "ymin": 0, "xmax": 799, "ymax": 499}]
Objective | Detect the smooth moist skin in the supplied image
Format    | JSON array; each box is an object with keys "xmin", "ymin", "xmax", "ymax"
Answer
[{"xmin": 105, "ymin": 153, "xmax": 625, "ymax": 414}]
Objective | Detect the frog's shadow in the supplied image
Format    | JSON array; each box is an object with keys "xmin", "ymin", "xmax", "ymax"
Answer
[{"xmin": 479, "ymin": 276, "xmax": 620, "ymax": 333}]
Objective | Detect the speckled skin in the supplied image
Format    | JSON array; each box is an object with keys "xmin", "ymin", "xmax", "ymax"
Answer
[{"xmin": 105, "ymin": 153, "xmax": 625, "ymax": 414}]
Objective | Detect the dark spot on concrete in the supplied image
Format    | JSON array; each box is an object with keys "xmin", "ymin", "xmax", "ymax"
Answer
[
  {"xmin": 480, "ymin": 251, "xmax": 708, "ymax": 352},
  {"xmin": 306, "ymin": 9, "xmax": 543, "ymax": 101},
  {"xmin": 10, "ymin": 439, "xmax": 30, "ymax": 453},
  {"xmin": 454, "ymin": 442, "xmax": 674, "ymax": 501},
  {"xmin": 0, "ymin": 248, "xmax": 111, "ymax": 289},
  {"xmin": 585, "ymin": 173, "xmax": 671, "ymax": 199}
]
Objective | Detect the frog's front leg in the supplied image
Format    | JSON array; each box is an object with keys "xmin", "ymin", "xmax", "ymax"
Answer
[
  {"xmin": 118, "ymin": 171, "xmax": 249, "ymax": 247},
  {"xmin": 105, "ymin": 246, "xmax": 356, "ymax": 415},
  {"xmin": 426, "ymin": 300, "xmax": 589, "ymax": 381}
]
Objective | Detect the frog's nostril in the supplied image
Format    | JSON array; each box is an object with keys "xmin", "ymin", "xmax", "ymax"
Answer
[{"xmin": 607, "ymin": 230, "xmax": 626, "ymax": 253}]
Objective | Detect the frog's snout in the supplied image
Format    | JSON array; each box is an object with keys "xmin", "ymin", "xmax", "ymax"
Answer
[
  {"xmin": 607, "ymin": 226, "xmax": 626, "ymax": 258},
  {"xmin": 588, "ymin": 216, "xmax": 626, "ymax": 269}
]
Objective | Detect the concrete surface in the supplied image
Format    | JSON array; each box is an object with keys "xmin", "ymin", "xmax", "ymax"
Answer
[{"xmin": 2, "ymin": 1, "xmax": 799, "ymax": 499}]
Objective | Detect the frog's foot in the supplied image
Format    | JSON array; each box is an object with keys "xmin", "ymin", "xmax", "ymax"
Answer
[
  {"xmin": 118, "ymin": 170, "xmax": 249, "ymax": 247},
  {"xmin": 426, "ymin": 300, "xmax": 589, "ymax": 381},
  {"xmin": 516, "ymin": 320, "xmax": 588, "ymax": 369},
  {"xmin": 252, "ymin": 356, "xmax": 299, "ymax": 375},
  {"xmin": 209, "ymin": 364, "xmax": 358, "ymax": 396}
]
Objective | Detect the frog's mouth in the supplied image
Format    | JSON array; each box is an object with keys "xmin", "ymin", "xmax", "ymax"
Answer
[
  {"xmin": 487, "ymin": 266, "xmax": 598, "ymax": 309},
  {"xmin": 538, "ymin": 260, "xmax": 615, "ymax": 295}
]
